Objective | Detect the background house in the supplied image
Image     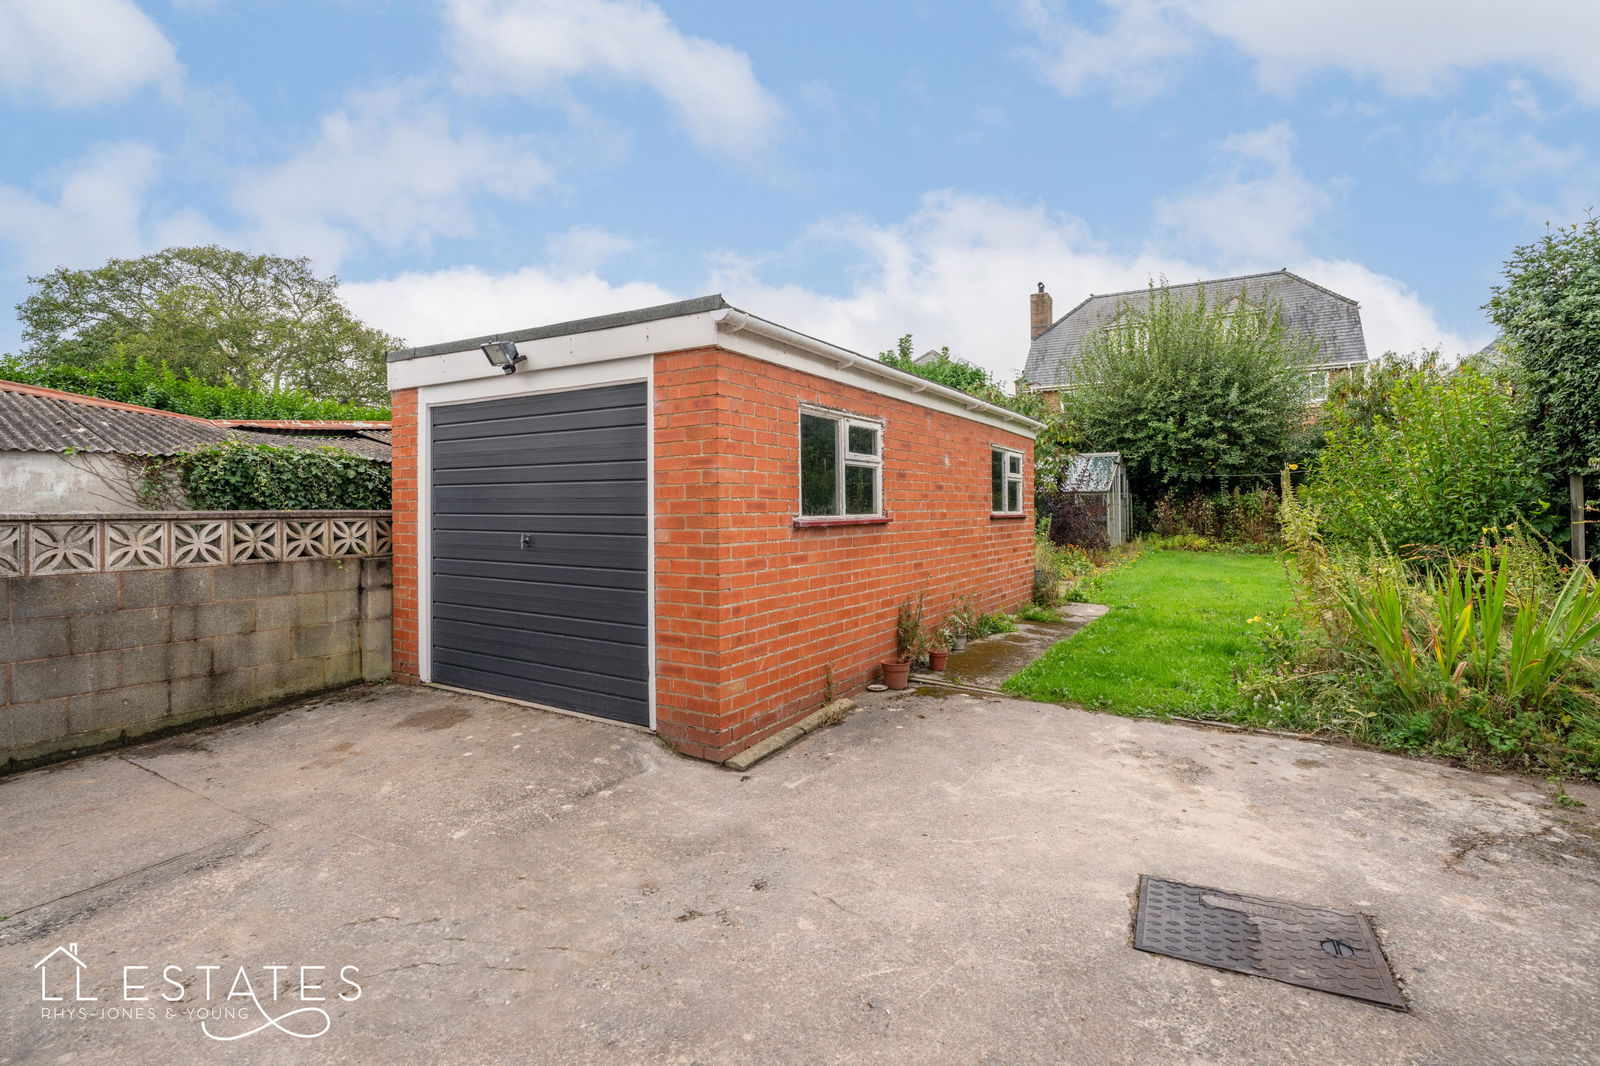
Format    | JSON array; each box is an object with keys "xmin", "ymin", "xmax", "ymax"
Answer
[
  {"xmin": 0, "ymin": 381, "xmax": 390, "ymax": 513},
  {"xmin": 1022, "ymin": 270, "xmax": 1369, "ymax": 405}
]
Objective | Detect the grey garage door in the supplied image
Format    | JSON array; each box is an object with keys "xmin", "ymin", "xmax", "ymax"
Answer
[{"xmin": 430, "ymin": 382, "xmax": 649, "ymax": 726}]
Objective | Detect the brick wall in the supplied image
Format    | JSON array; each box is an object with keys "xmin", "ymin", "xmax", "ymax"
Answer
[
  {"xmin": 2, "ymin": 550, "xmax": 390, "ymax": 773},
  {"xmin": 654, "ymin": 346, "xmax": 1035, "ymax": 761},
  {"xmin": 390, "ymin": 387, "xmax": 421, "ymax": 683}
]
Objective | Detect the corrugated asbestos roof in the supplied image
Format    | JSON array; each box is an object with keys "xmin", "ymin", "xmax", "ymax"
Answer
[
  {"xmin": 1023, "ymin": 270, "xmax": 1369, "ymax": 392},
  {"xmin": 0, "ymin": 381, "xmax": 390, "ymax": 461},
  {"xmin": 1061, "ymin": 452, "xmax": 1121, "ymax": 494}
]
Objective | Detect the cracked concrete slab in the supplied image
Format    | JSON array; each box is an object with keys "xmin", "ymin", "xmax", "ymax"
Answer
[{"xmin": 2, "ymin": 682, "xmax": 1598, "ymax": 1065}]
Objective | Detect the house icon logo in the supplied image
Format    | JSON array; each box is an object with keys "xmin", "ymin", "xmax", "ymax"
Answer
[{"xmin": 34, "ymin": 943, "xmax": 96, "ymax": 1002}]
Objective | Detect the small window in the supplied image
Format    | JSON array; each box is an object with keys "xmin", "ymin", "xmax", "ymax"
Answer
[
  {"xmin": 1308, "ymin": 369, "xmax": 1331, "ymax": 402},
  {"xmin": 799, "ymin": 409, "xmax": 882, "ymax": 517},
  {"xmin": 992, "ymin": 448, "xmax": 1024, "ymax": 514}
]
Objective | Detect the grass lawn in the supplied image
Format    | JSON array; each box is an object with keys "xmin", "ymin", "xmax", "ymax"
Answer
[{"xmin": 1004, "ymin": 549, "xmax": 1293, "ymax": 718}]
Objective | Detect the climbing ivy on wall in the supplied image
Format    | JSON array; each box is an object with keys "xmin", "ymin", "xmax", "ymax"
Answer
[{"xmin": 161, "ymin": 440, "xmax": 390, "ymax": 511}]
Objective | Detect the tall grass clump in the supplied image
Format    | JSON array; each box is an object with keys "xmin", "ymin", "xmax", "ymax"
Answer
[{"xmin": 1249, "ymin": 485, "xmax": 1600, "ymax": 776}]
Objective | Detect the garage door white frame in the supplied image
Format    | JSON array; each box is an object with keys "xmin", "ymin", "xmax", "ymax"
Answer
[{"xmin": 413, "ymin": 354, "xmax": 655, "ymax": 731}]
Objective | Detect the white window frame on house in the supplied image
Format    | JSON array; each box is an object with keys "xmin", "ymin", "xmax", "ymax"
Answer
[
  {"xmin": 798, "ymin": 405, "xmax": 884, "ymax": 519},
  {"xmin": 1307, "ymin": 367, "xmax": 1332, "ymax": 402},
  {"xmin": 992, "ymin": 446, "xmax": 1024, "ymax": 515}
]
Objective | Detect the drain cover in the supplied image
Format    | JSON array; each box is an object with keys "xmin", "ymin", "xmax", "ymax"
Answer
[{"xmin": 1133, "ymin": 875, "xmax": 1406, "ymax": 1010}]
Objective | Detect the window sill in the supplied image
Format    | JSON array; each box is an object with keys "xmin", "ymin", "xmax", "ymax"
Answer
[
  {"xmin": 793, "ymin": 515, "xmax": 892, "ymax": 528},
  {"xmin": 989, "ymin": 511, "xmax": 1028, "ymax": 520}
]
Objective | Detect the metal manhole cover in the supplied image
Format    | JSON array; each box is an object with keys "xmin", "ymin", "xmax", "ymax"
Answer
[{"xmin": 1133, "ymin": 875, "xmax": 1406, "ymax": 1010}]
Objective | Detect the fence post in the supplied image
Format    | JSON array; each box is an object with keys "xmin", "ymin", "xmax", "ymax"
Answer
[{"xmin": 1572, "ymin": 472, "xmax": 1588, "ymax": 566}]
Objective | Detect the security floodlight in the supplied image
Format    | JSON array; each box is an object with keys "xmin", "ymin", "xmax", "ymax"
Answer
[{"xmin": 481, "ymin": 340, "xmax": 525, "ymax": 374}]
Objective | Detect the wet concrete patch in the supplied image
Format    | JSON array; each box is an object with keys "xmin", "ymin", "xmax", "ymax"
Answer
[
  {"xmin": 929, "ymin": 603, "xmax": 1109, "ymax": 690},
  {"xmin": 396, "ymin": 706, "xmax": 473, "ymax": 731}
]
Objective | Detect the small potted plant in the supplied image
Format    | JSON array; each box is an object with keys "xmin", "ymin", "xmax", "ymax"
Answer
[
  {"xmin": 882, "ymin": 593, "xmax": 925, "ymax": 690},
  {"xmin": 946, "ymin": 595, "xmax": 976, "ymax": 651},
  {"xmin": 927, "ymin": 627, "xmax": 951, "ymax": 672}
]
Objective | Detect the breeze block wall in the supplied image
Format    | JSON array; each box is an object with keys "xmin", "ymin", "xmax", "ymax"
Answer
[
  {"xmin": 653, "ymin": 346, "xmax": 1035, "ymax": 762},
  {"xmin": 1, "ymin": 512, "xmax": 391, "ymax": 772}
]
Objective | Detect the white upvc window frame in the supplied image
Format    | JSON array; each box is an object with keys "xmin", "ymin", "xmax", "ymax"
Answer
[
  {"xmin": 798, "ymin": 405, "xmax": 884, "ymax": 519},
  {"xmin": 1307, "ymin": 367, "xmax": 1332, "ymax": 402},
  {"xmin": 992, "ymin": 446, "xmax": 1024, "ymax": 515}
]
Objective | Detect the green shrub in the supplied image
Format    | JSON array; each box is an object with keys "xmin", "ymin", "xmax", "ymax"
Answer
[
  {"xmin": 1152, "ymin": 488, "xmax": 1279, "ymax": 547},
  {"xmin": 1017, "ymin": 604, "xmax": 1063, "ymax": 623},
  {"xmin": 168, "ymin": 440, "xmax": 390, "ymax": 510},
  {"xmin": 0, "ymin": 353, "xmax": 389, "ymax": 421},
  {"xmin": 1253, "ymin": 511, "xmax": 1600, "ymax": 775},
  {"xmin": 1062, "ymin": 283, "xmax": 1316, "ymax": 501},
  {"xmin": 1301, "ymin": 360, "xmax": 1553, "ymax": 552},
  {"xmin": 972, "ymin": 611, "xmax": 1017, "ymax": 637}
]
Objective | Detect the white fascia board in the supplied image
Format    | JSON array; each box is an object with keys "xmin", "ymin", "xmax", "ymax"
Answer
[
  {"xmin": 387, "ymin": 304, "xmax": 1042, "ymax": 439},
  {"xmin": 710, "ymin": 310, "xmax": 1043, "ymax": 439},
  {"xmin": 388, "ymin": 313, "xmax": 717, "ymax": 393}
]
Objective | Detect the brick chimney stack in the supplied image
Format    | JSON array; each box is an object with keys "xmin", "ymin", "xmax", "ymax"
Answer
[{"xmin": 1030, "ymin": 282, "xmax": 1053, "ymax": 339}]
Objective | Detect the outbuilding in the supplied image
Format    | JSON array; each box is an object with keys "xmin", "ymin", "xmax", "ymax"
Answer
[{"xmin": 386, "ymin": 296, "xmax": 1042, "ymax": 763}]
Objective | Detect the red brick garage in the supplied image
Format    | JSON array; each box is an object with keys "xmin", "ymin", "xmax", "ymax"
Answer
[{"xmin": 386, "ymin": 296, "xmax": 1041, "ymax": 763}]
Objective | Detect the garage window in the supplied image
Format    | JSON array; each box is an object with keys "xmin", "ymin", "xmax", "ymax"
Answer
[
  {"xmin": 992, "ymin": 448, "xmax": 1023, "ymax": 514},
  {"xmin": 800, "ymin": 409, "xmax": 882, "ymax": 517}
]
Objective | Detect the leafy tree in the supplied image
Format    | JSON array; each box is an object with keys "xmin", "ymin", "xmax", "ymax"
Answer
[
  {"xmin": 1302, "ymin": 362, "xmax": 1553, "ymax": 551},
  {"xmin": 1487, "ymin": 216, "xmax": 1600, "ymax": 520},
  {"xmin": 0, "ymin": 352, "xmax": 389, "ymax": 421},
  {"xmin": 1062, "ymin": 284, "xmax": 1317, "ymax": 500},
  {"xmin": 16, "ymin": 246, "xmax": 401, "ymax": 405}
]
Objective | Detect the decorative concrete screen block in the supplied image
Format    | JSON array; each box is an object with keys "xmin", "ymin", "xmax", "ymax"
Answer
[
  {"xmin": 232, "ymin": 520, "xmax": 280, "ymax": 563},
  {"xmin": 30, "ymin": 522, "xmax": 99, "ymax": 574},
  {"xmin": 0, "ymin": 523, "xmax": 21, "ymax": 576},
  {"xmin": 174, "ymin": 520, "xmax": 227, "ymax": 567},
  {"xmin": 106, "ymin": 522, "xmax": 168, "ymax": 570},
  {"xmin": 329, "ymin": 518, "xmax": 371, "ymax": 557},
  {"xmin": 283, "ymin": 519, "xmax": 329, "ymax": 559},
  {"xmin": 0, "ymin": 512, "xmax": 390, "ymax": 578}
]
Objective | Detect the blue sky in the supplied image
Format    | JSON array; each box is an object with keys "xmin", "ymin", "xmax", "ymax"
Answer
[{"xmin": 1, "ymin": 0, "xmax": 1597, "ymax": 380}]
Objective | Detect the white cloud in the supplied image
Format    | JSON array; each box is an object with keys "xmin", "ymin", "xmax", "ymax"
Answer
[
  {"xmin": 233, "ymin": 88, "xmax": 550, "ymax": 270},
  {"xmin": 0, "ymin": 143, "xmax": 220, "ymax": 277},
  {"xmin": 344, "ymin": 191, "xmax": 1482, "ymax": 375},
  {"xmin": 0, "ymin": 0, "xmax": 180, "ymax": 107},
  {"xmin": 1017, "ymin": 0, "xmax": 1600, "ymax": 105},
  {"xmin": 443, "ymin": 0, "xmax": 783, "ymax": 158},
  {"xmin": 544, "ymin": 226, "xmax": 637, "ymax": 271},
  {"xmin": 1429, "ymin": 80, "xmax": 1596, "ymax": 224},
  {"xmin": 1155, "ymin": 122, "xmax": 1332, "ymax": 263},
  {"xmin": 1295, "ymin": 258, "xmax": 1487, "ymax": 358},
  {"xmin": 343, "ymin": 266, "xmax": 675, "ymax": 349},
  {"xmin": 1014, "ymin": 0, "xmax": 1196, "ymax": 101},
  {"xmin": 720, "ymin": 193, "xmax": 1487, "ymax": 370}
]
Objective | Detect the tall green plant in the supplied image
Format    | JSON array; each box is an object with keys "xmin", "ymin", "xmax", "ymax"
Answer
[
  {"xmin": 1303, "ymin": 360, "xmax": 1552, "ymax": 551},
  {"xmin": 1062, "ymin": 283, "xmax": 1317, "ymax": 500},
  {"xmin": 1488, "ymin": 217, "xmax": 1600, "ymax": 483}
]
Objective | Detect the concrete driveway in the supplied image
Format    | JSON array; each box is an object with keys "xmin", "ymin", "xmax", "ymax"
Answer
[{"xmin": 3, "ymin": 682, "xmax": 1598, "ymax": 1065}]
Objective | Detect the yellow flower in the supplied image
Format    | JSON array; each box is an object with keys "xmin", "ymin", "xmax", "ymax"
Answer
[{"xmin": 1246, "ymin": 616, "xmax": 1263, "ymax": 624}]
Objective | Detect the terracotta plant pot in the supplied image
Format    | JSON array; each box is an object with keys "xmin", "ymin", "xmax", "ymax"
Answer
[
  {"xmin": 927, "ymin": 649, "xmax": 949, "ymax": 671},
  {"xmin": 881, "ymin": 658, "xmax": 912, "ymax": 690}
]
